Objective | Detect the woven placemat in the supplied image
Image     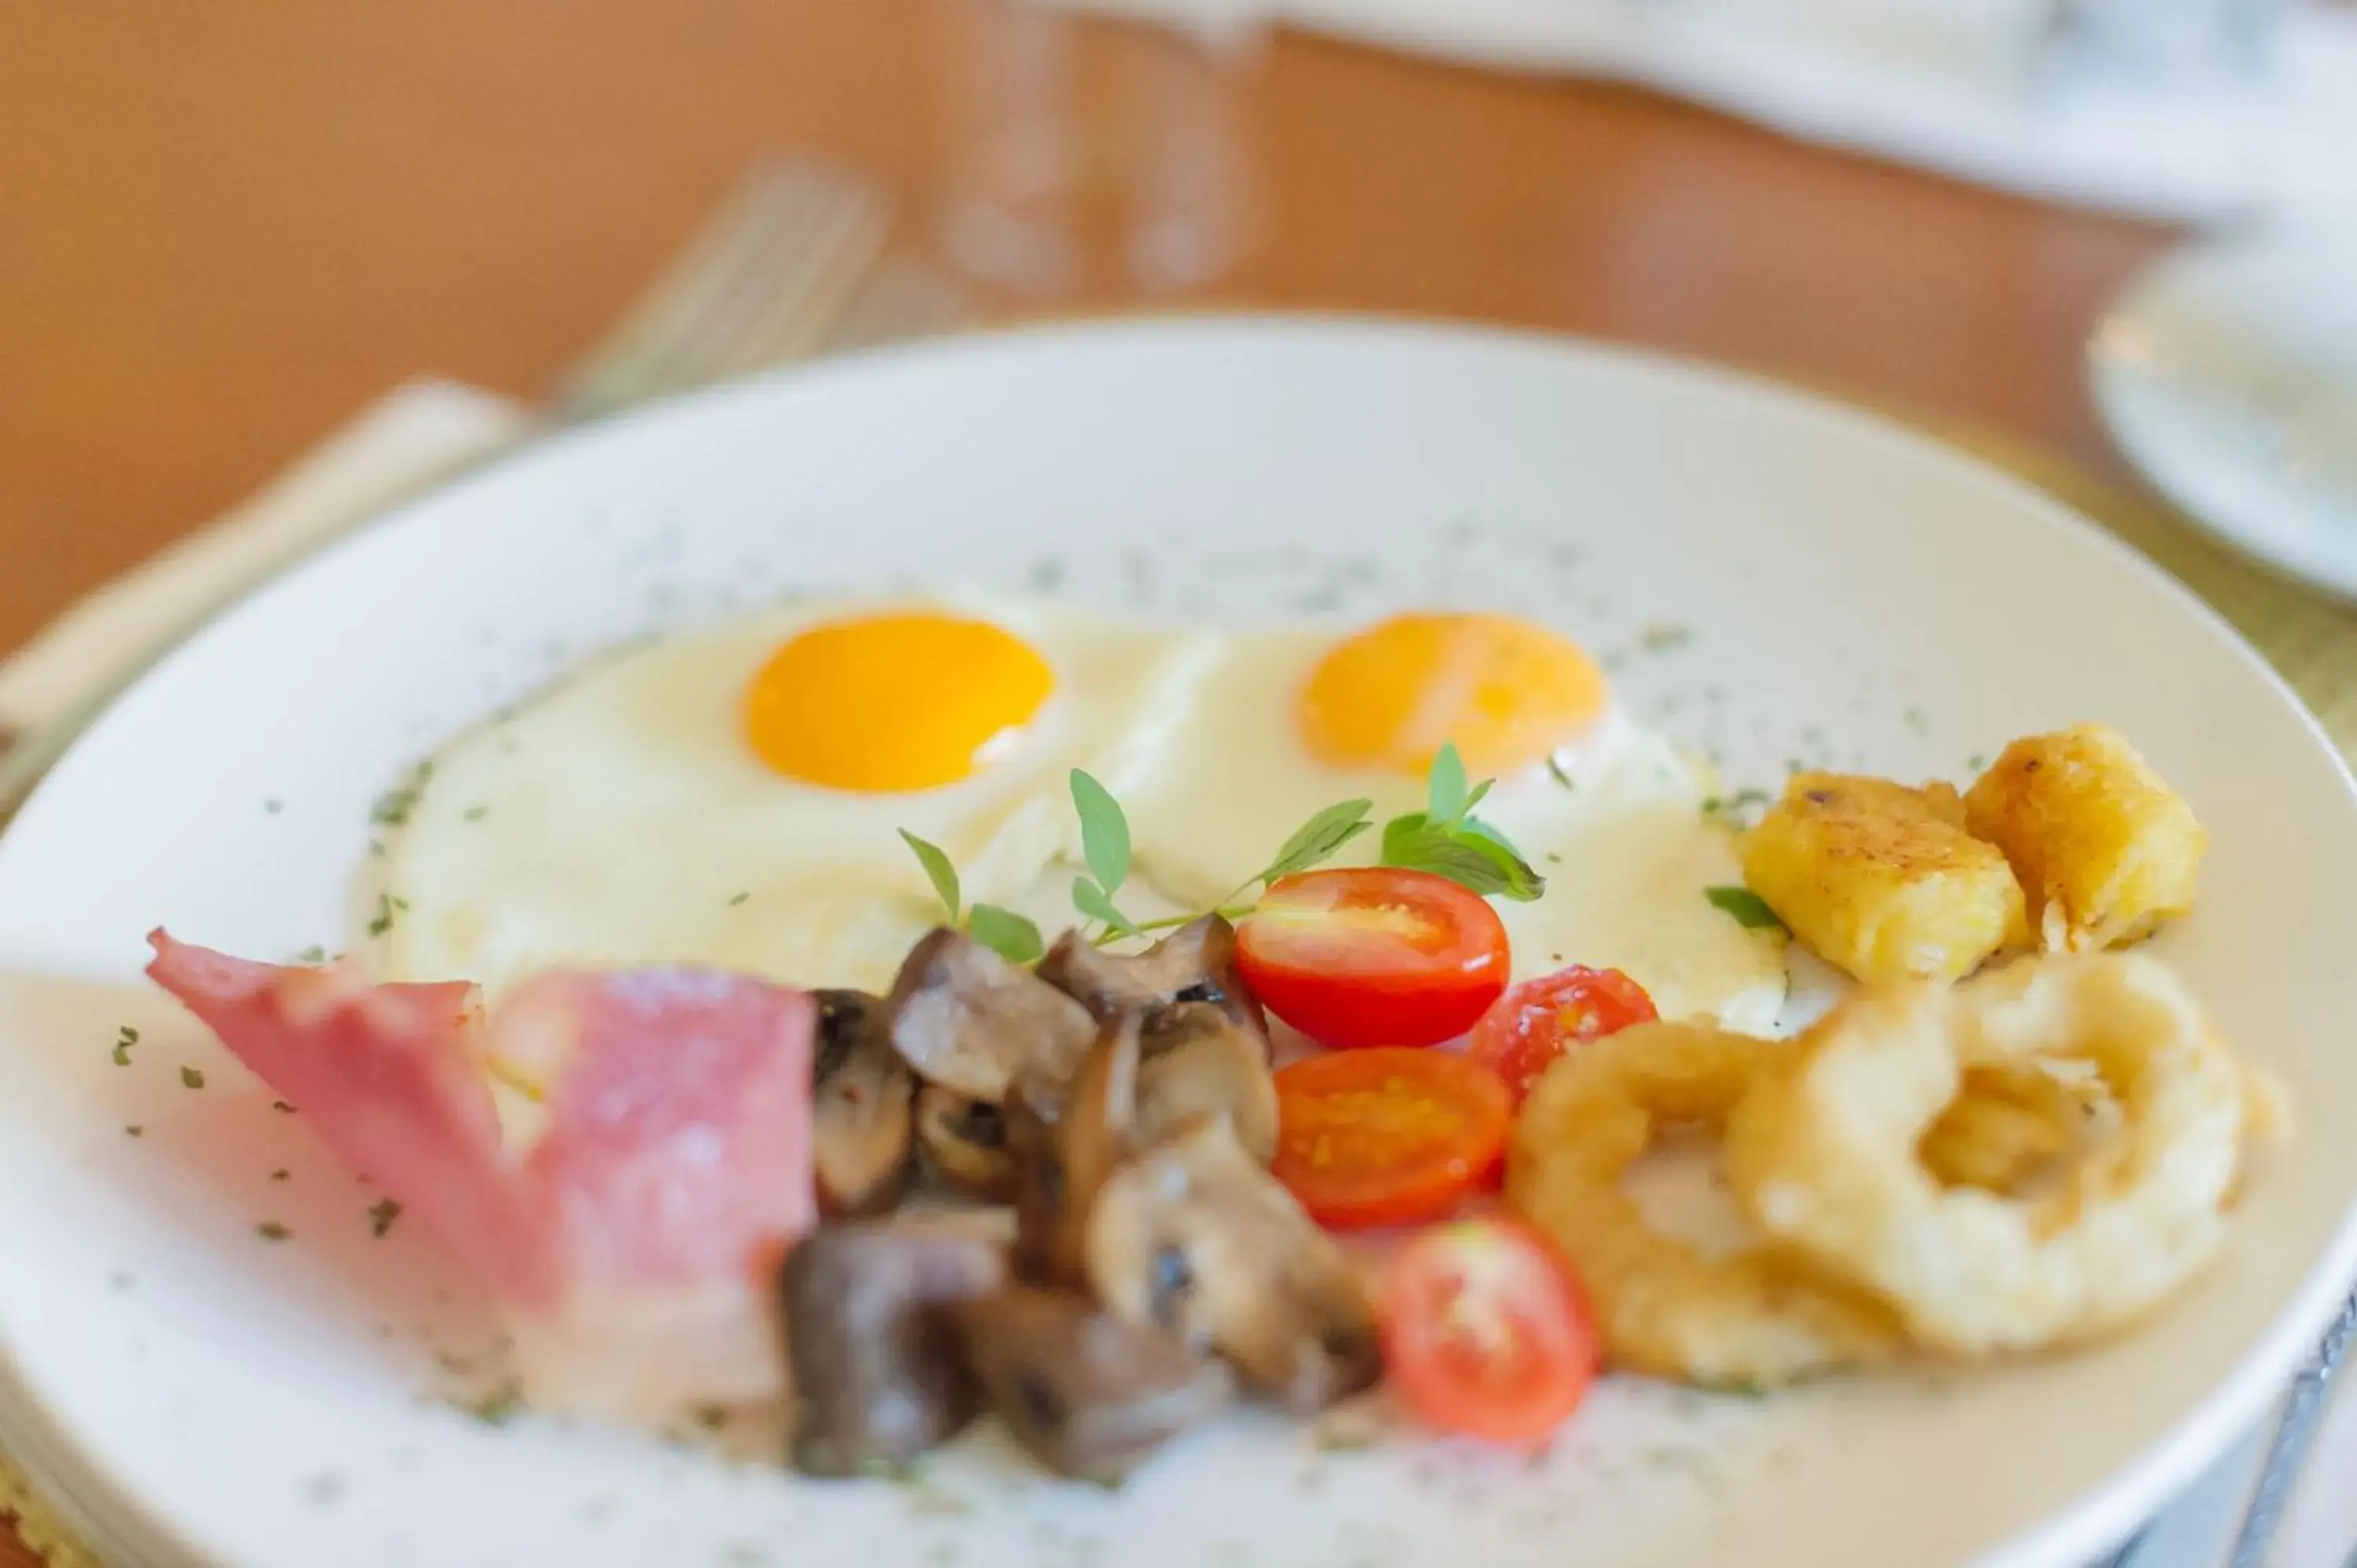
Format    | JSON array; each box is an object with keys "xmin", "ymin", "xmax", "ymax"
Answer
[
  {"xmin": 1940, "ymin": 425, "xmax": 2357, "ymax": 757},
  {"xmin": 2, "ymin": 411, "xmax": 2352, "ymax": 1568}
]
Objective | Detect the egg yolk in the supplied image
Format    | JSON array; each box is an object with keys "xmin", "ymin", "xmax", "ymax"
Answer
[
  {"xmin": 744, "ymin": 613, "xmax": 1054, "ymax": 791},
  {"xmin": 1299, "ymin": 611, "xmax": 1608, "ymax": 778}
]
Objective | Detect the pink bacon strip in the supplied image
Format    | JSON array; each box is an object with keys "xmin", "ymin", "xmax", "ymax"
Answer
[{"xmin": 146, "ymin": 932, "xmax": 816, "ymax": 1312}]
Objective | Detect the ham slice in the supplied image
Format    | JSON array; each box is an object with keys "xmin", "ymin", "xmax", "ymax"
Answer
[
  {"xmin": 146, "ymin": 931, "xmax": 816, "ymax": 1411},
  {"xmin": 508, "ymin": 968, "xmax": 816, "ymax": 1291}
]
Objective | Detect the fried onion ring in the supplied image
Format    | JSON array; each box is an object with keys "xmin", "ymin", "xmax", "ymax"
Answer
[
  {"xmin": 1918, "ymin": 1058, "xmax": 2115, "ymax": 1194},
  {"xmin": 1726, "ymin": 954, "xmax": 2247, "ymax": 1356},
  {"xmin": 1506, "ymin": 1020, "xmax": 1901, "ymax": 1390}
]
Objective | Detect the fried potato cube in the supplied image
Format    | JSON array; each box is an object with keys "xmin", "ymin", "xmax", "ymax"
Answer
[
  {"xmin": 1963, "ymin": 724, "xmax": 2205, "ymax": 953},
  {"xmin": 1739, "ymin": 772, "xmax": 2027, "ymax": 984}
]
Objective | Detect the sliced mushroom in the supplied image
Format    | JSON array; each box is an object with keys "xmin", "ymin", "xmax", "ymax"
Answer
[
  {"xmin": 779, "ymin": 1219, "xmax": 1009, "ymax": 1478},
  {"xmin": 916, "ymin": 1084, "xmax": 1018, "ymax": 1200},
  {"xmin": 1010, "ymin": 1013, "xmax": 1142, "ymax": 1285},
  {"xmin": 1135, "ymin": 1005, "xmax": 1279, "ymax": 1163},
  {"xmin": 812, "ymin": 990, "xmax": 916, "ymax": 1217},
  {"xmin": 1085, "ymin": 1116, "xmax": 1381, "ymax": 1414},
  {"xmin": 885, "ymin": 928, "xmax": 1095, "ymax": 1101},
  {"xmin": 814, "ymin": 988, "xmax": 881, "ymax": 1080},
  {"xmin": 958, "ymin": 1287, "xmax": 1232, "ymax": 1483},
  {"xmin": 1039, "ymin": 915, "xmax": 1266, "ymax": 1043}
]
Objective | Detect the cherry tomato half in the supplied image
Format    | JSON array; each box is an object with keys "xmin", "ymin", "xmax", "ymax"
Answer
[
  {"xmin": 1271, "ymin": 1047, "xmax": 1512, "ymax": 1228},
  {"xmin": 1381, "ymin": 1217, "xmax": 1597, "ymax": 1447},
  {"xmin": 1466, "ymin": 965, "xmax": 1658, "ymax": 1104},
  {"xmin": 1235, "ymin": 868, "xmax": 1509, "ymax": 1050}
]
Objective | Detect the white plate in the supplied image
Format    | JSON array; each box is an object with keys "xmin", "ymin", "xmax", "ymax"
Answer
[
  {"xmin": 1, "ymin": 318, "xmax": 2353, "ymax": 1568},
  {"xmin": 2091, "ymin": 226, "xmax": 2357, "ymax": 604}
]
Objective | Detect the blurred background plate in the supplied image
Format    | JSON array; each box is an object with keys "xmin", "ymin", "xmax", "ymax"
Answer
[{"xmin": 2091, "ymin": 227, "xmax": 2357, "ymax": 606}]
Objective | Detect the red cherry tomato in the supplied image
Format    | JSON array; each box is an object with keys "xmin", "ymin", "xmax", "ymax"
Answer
[
  {"xmin": 1466, "ymin": 965, "xmax": 1658, "ymax": 1103},
  {"xmin": 1381, "ymin": 1216, "xmax": 1597, "ymax": 1447},
  {"xmin": 1270, "ymin": 1048, "xmax": 1512, "ymax": 1228},
  {"xmin": 1235, "ymin": 868, "xmax": 1509, "ymax": 1049}
]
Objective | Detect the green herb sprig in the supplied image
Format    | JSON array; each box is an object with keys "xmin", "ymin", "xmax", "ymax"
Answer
[
  {"xmin": 899, "ymin": 743, "xmax": 1545, "ymax": 962},
  {"xmin": 1705, "ymin": 885, "xmax": 1787, "ymax": 932},
  {"xmin": 898, "ymin": 829, "xmax": 1047, "ymax": 965},
  {"xmin": 1700, "ymin": 787, "xmax": 1772, "ymax": 828},
  {"xmin": 1376, "ymin": 743, "xmax": 1545, "ymax": 901},
  {"xmin": 1068, "ymin": 769, "xmax": 1142, "ymax": 940}
]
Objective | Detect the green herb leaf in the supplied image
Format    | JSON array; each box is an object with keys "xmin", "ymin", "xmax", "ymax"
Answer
[
  {"xmin": 368, "ymin": 1199, "xmax": 403, "ymax": 1238},
  {"xmin": 1261, "ymin": 798, "xmax": 1374, "ymax": 882},
  {"xmin": 965, "ymin": 903, "xmax": 1045, "ymax": 965},
  {"xmin": 1705, "ymin": 885, "xmax": 1787, "ymax": 931},
  {"xmin": 366, "ymin": 893, "xmax": 395, "ymax": 938},
  {"xmin": 461, "ymin": 1381, "xmax": 525, "ymax": 1427},
  {"xmin": 1700, "ymin": 786, "xmax": 1772, "ymax": 822},
  {"xmin": 1463, "ymin": 778, "xmax": 1493, "ymax": 815},
  {"xmin": 1427, "ymin": 743, "xmax": 1469, "ymax": 826},
  {"xmin": 1072, "ymin": 877, "xmax": 1140, "ymax": 938},
  {"xmin": 181, "ymin": 1065, "xmax": 206, "ymax": 1090},
  {"xmin": 295, "ymin": 945, "xmax": 328, "ymax": 965},
  {"xmin": 1380, "ymin": 813, "xmax": 1545, "ymax": 901},
  {"xmin": 111, "ymin": 1024, "xmax": 137, "ymax": 1067},
  {"xmin": 369, "ymin": 761, "xmax": 433, "ymax": 828},
  {"xmin": 1547, "ymin": 754, "xmax": 1577, "ymax": 791},
  {"xmin": 898, "ymin": 830, "xmax": 961, "ymax": 922},
  {"xmin": 256, "ymin": 1222, "xmax": 291, "ymax": 1243},
  {"xmin": 727, "ymin": 891, "xmax": 751, "ymax": 908},
  {"xmin": 1069, "ymin": 770, "xmax": 1131, "ymax": 896},
  {"xmin": 1460, "ymin": 814, "xmax": 1527, "ymax": 859}
]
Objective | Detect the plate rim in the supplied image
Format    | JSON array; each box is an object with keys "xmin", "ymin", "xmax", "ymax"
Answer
[{"xmin": 2, "ymin": 313, "xmax": 2353, "ymax": 1568}]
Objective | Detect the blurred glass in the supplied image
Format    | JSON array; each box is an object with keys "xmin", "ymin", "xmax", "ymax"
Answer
[
  {"xmin": 2040, "ymin": 0, "xmax": 2294, "ymax": 89},
  {"xmin": 934, "ymin": 0, "xmax": 1263, "ymax": 302}
]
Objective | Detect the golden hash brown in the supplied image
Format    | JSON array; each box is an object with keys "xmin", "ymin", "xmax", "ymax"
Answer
[
  {"xmin": 1963, "ymin": 724, "xmax": 2205, "ymax": 954},
  {"xmin": 1739, "ymin": 773, "xmax": 2028, "ymax": 984}
]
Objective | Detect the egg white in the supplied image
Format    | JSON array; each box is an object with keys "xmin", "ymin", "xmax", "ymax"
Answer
[{"xmin": 1477, "ymin": 727, "xmax": 1787, "ymax": 1033}]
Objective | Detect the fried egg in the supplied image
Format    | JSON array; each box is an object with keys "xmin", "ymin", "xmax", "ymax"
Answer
[
  {"xmin": 1118, "ymin": 610, "xmax": 1786, "ymax": 1029},
  {"xmin": 380, "ymin": 595, "xmax": 1781, "ymax": 1044},
  {"xmin": 380, "ymin": 593, "xmax": 1212, "ymax": 999}
]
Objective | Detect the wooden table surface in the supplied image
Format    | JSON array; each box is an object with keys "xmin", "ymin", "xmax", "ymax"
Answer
[{"xmin": 0, "ymin": 1, "xmax": 2171, "ymax": 1559}]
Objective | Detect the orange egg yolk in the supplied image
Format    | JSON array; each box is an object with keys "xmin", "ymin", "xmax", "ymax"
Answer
[
  {"xmin": 1299, "ymin": 611, "xmax": 1609, "ymax": 778},
  {"xmin": 744, "ymin": 613, "xmax": 1054, "ymax": 791}
]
